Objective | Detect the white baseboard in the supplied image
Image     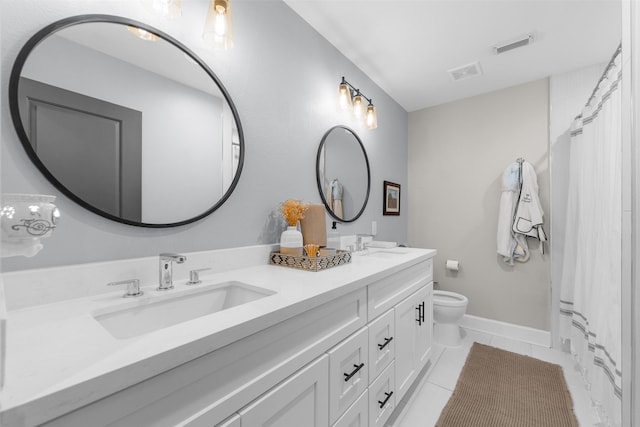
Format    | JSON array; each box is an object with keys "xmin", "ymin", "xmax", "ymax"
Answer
[{"xmin": 460, "ymin": 314, "xmax": 551, "ymax": 348}]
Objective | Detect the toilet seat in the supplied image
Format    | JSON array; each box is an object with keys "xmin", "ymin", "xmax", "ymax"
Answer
[{"xmin": 433, "ymin": 290, "xmax": 468, "ymax": 308}]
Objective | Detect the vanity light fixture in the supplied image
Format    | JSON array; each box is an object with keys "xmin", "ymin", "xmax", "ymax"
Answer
[
  {"xmin": 336, "ymin": 77, "xmax": 378, "ymax": 129},
  {"xmin": 203, "ymin": 0, "xmax": 234, "ymax": 50}
]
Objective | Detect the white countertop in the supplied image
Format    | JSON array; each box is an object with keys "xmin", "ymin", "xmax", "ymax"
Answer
[{"xmin": 0, "ymin": 246, "xmax": 436, "ymax": 426}]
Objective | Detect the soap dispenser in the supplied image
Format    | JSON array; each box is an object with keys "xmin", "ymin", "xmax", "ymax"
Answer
[{"xmin": 327, "ymin": 221, "xmax": 340, "ymax": 249}]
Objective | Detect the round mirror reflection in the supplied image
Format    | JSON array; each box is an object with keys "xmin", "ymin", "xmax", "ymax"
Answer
[
  {"xmin": 9, "ymin": 15, "xmax": 244, "ymax": 227},
  {"xmin": 316, "ymin": 125, "xmax": 370, "ymax": 222}
]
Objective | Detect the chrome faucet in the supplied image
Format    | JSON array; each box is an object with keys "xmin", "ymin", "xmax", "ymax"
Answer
[{"xmin": 158, "ymin": 253, "xmax": 187, "ymax": 291}]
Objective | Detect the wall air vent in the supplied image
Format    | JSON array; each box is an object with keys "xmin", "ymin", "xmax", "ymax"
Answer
[
  {"xmin": 448, "ymin": 62, "xmax": 483, "ymax": 82},
  {"xmin": 494, "ymin": 34, "xmax": 534, "ymax": 54}
]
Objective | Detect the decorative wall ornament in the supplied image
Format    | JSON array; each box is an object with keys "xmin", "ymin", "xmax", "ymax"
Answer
[{"xmin": 1, "ymin": 194, "xmax": 60, "ymax": 257}]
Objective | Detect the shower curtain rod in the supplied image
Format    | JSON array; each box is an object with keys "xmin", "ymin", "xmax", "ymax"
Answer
[{"xmin": 584, "ymin": 43, "xmax": 622, "ymax": 106}]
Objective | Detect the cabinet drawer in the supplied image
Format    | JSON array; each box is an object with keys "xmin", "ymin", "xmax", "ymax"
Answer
[
  {"xmin": 367, "ymin": 258, "xmax": 432, "ymax": 321},
  {"xmin": 368, "ymin": 361, "xmax": 395, "ymax": 427},
  {"xmin": 328, "ymin": 327, "xmax": 369, "ymax": 425},
  {"xmin": 239, "ymin": 355, "xmax": 329, "ymax": 427},
  {"xmin": 332, "ymin": 390, "xmax": 368, "ymax": 427},
  {"xmin": 368, "ymin": 308, "xmax": 395, "ymax": 382}
]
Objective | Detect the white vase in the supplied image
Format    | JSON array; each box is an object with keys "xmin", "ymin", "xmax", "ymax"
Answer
[{"xmin": 280, "ymin": 225, "xmax": 303, "ymax": 256}]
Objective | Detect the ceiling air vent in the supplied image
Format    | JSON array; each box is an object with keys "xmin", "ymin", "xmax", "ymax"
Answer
[
  {"xmin": 448, "ymin": 62, "xmax": 483, "ymax": 82},
  {"xmin": 494, "ymin": 34, "xmax": 534, "ymax": 54}
]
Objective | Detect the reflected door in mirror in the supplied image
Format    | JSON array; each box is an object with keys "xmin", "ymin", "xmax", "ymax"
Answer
[{"xmin": 20, "ymin": 78, "xmax": 142, "ymax": 222}]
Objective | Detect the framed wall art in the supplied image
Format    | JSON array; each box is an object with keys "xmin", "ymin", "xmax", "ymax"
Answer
[{"xmin": 383, "ymin": 181, "xmax": 400, "ymax": 215}]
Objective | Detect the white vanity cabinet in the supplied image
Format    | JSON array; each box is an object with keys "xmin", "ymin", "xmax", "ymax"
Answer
[
  {"xmin": 361, "ymin": 257, "xmax": 433, "ymax": 426},
  {"xmin": 328, "ymin": 259, "xmax": 433, "ymax": 427},
  {"xmin": 24, "ymin": 250, "xmax": 435, "ymax": 427}
]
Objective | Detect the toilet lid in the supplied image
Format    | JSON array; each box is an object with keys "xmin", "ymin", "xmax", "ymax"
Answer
[{"xmin": 433, "ymin": 290, "xmax": 468, "ymax": 307}]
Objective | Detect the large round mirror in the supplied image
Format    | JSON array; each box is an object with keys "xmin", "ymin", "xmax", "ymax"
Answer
[
  {"xmin": 316, "ymin": 125, "xmax": 370, "ymax": 222},
  {"xmin": 9, "ymin": 15, "xmax": 244, "ymax": 227}
]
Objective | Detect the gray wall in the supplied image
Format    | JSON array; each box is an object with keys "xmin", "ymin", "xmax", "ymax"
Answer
[
  {"xmin": 0, "ymin": 0, "xmax": 409, "ymax": 272},
  {"xmin": 408, "ymin": 79, "xmax": 550, "ymax": 330}
]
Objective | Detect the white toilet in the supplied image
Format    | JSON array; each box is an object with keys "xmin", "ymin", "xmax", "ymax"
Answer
[{"xmin": 433, "ymin": 290, "xmax": 468, "ymax": 347}]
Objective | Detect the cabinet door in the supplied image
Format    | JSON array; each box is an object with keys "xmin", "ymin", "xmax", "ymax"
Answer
[
  {"xmin": 416, "ymin": 282, "xmax": 433, "ymax": 369},
  {"xmin": 240, "ymin": 355, "xmax": 329, "ymax": 427},
  {"xmin": 328, "ymin": 327, "xmax": 369, "ymax": 424},
  {"xmin": 368, "ymin": 308, "xmax": 395, "ymax": 382},
  {"xmin": 394, "ymin": 289, "xmax": 420, "ymax": 401}
]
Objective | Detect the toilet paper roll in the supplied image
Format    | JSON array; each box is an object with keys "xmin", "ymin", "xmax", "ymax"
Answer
[{"xmin": 446, "ymin": 260, "xmax": 460, "ymax": 271}]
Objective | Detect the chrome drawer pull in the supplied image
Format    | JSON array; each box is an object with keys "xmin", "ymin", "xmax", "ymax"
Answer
[
  {"xmin": 377, "ymin": 336, "xmax": 393, "ymax": 350},
  {"xmin": 378, "ymin": 391, "xmax": 393, "ymax": 409},
  {"xmin": 343, "ymin": 363, "xmax": 365, "ymax": 382}
]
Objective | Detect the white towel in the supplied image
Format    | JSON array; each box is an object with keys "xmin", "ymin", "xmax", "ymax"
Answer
[
  {"xmin": 513, "ymin": 161, "xmax": 547, "ymax": 253},
  {"xmin": 497, "ymin": 162, "xmax": 521, "ymax": 263}
]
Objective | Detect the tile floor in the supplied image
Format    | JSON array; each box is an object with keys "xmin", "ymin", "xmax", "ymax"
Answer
[{"xmin": 393, "ymin": 328, "xmax": 601, "ymax": 427}]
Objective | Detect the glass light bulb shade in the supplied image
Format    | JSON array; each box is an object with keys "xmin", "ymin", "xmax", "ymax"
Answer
[
  {"xmin": 126, "ymin": 26, "xmax": 159, "ymax": 41},
  {"xmin": 352, "ymin": 95, "xmax": 366, "ymax": 119},
  {"xmin": 337, "ymin": 83, "xmax": 353, "ymax": 112},
  {"xmin": 366, "ymin": 104, "xmax": 378, "ymax": 129},
  {"xmin": 203, "ymin": 0, "xmax": 234, "ymax": 50},
  {"xmin": 142, "ymin": 0, "xmax": 182, "ymax": 19}
]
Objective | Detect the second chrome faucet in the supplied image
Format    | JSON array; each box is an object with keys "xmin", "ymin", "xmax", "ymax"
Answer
[{"xmin": 158, "ymin": 253, "xmax": 187, "ymax": 291}]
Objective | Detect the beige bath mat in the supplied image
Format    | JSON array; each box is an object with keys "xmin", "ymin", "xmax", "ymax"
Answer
[{"xmin": 436, "ymin": 342, "xmax": 579, "ymax": 427}]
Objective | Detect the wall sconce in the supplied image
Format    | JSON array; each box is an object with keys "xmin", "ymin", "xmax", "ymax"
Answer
[
  {"xmin": 203, "ymin": 0, "xmax": 234, "ymax": 50},
  {"xmin": 336, "ymin": 77, "xmax": 378, "ymax": 129}
]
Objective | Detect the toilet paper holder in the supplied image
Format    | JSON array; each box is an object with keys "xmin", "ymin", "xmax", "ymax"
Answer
[{"xmin": 445, "ymin": 260, "xmax": 460, "ymax": 271}]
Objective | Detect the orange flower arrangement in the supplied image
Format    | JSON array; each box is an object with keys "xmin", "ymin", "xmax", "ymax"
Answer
[{"xmin": 280, "ymin": 199, "xmax": 308, "ymax": 226}]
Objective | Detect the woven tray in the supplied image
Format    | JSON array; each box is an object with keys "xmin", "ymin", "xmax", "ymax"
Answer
[{"xmin": 269, "ymin": 250, "xmax": 352, "ymax": 272}]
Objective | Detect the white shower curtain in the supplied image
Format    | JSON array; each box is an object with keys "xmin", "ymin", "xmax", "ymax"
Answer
[{"xmin": 559, "ymin": 49, "xmax": 622, "ymax": 426}]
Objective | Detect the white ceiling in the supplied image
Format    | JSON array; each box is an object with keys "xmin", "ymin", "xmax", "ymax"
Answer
[{"xmin": 283, "ymin": 0, "xmax": 622, "ymax": 112}]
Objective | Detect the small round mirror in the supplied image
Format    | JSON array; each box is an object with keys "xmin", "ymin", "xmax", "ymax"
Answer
[{"xmin": 316, "ymin": 125, "xmax": 370, "ymax": 222}]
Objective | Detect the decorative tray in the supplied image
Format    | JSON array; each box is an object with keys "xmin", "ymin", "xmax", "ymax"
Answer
[{"xmin": 269, "ymin": 250, "xmax": 352, "ymax": 272}]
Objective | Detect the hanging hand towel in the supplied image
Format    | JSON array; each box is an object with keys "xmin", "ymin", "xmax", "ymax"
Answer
[
  {"xmin": 325, "ymin": 179, "xmax": 344, "ymax": 219},
  {"xmin": 497, "ymin": 162, "xmax": 522, "ymax": 263}
]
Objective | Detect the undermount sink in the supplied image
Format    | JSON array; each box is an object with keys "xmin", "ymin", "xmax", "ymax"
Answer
[{"xmin": 94, "ymin": 281, "xmax": 275, "ymax": 339}]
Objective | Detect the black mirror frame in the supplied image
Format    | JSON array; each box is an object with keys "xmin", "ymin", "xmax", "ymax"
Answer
[
  {"xmin": 315, "ymin": 125, "xmax": 371, "ymax": 223},
  {"xmin": 8, "ymin": 14, "xmax": 245, "ymax": 228}
]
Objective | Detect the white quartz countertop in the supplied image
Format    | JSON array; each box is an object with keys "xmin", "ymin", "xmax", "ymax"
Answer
[{"xmin": 0, "ymin": 247, "xmax": 435, "ymax": 426}]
